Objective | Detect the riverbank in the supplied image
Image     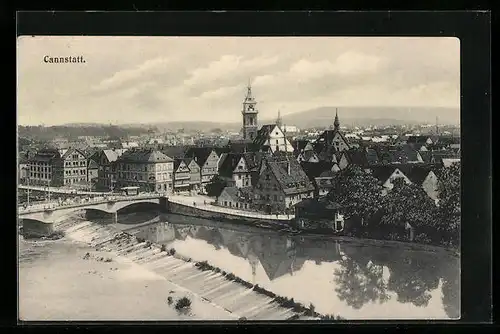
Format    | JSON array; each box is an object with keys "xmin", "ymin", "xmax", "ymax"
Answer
[
  {"xmin": 165, "ymin": 196, "xmax": 459, "ymax": 256},
  {"xmin": 19, "ymin": 237, "xmax": 235, "ymax": 321}
]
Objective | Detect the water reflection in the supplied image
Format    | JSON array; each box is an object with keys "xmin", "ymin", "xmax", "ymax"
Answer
[{"xmin": 116, "ymin": 213, "xmax": 460, "ymax": 319}]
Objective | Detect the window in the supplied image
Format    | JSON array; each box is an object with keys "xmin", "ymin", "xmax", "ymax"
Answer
[
  {"xmin": 238, "ymin": 175, "xmax": 241, "ymax": 180},
  {"xmin": 273, "ymin": 195, "xmax": 277, "ymax": 201},
  {"xmin": 276, "ymin": 140, "xmax": 279, "ymax": 145},
  {"xmin": 224, "ymin": 201, "xmax": 227, "ymax": 206}
]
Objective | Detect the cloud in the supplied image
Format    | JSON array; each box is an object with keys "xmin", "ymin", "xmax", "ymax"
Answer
[
  {"xmin": 17, "ymin": 36, "xmax": 460, "ymax": 125},
  {"xmin": 198, "ymin": 85, "xmax": 242, "ymax": 100},
  {"xmin": 289, "ymin": 51, "xmax": 382, "ymax": 80},
  {"xmin": 91, "ymin": 57, "xmax": 173, "ymax": 92},
  {"xmin": 184, "ymin": 54, "xmax": 280, "ymax": 90}
]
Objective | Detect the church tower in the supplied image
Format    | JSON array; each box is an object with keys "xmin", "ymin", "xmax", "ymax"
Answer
[
  {"xmin": 241, "ymin": 80, "xmax": 259, "ymax": 141},
  {"xmin": 334, "ymin": 108, "xmax": 340, "ymax": 130}
]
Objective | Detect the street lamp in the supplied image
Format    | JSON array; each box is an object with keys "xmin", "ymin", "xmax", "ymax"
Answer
[{"xmin": 46, "ymin": 179, "xmax": 51, "ymax": 203}]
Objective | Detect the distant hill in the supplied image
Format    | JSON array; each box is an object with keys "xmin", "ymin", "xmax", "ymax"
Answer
[
  {"xmin": 149, "ymin": 121, "xmax": 240, "ymax": 132},
  {"xmin": 268, "ymin": 106, "xmax": 460, "ymax": 129}
]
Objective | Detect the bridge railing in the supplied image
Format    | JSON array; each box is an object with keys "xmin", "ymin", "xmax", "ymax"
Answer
[{"xmin": 18, "ymin": 193, "xmax": 163, "ymax": 215}]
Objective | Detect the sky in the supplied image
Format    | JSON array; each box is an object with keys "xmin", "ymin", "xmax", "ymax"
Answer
[{"xmin": 17, "ymin": 36, "xmax": 460, "ymax": 126}]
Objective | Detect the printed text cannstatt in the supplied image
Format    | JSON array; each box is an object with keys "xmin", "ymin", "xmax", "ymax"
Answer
[{"xmin": 43, "ymin": 56, "xmax": 86, "ymax": 64}]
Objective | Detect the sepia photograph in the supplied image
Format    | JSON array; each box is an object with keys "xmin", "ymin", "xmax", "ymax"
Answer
[{"xmin": 17, "ymin": 36, "xmax": 460, "ymax": 321}]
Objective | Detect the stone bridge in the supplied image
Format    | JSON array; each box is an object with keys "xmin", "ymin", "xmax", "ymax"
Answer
[{"xmin": 18, "ymin": 197, "xmax": 163, "ymax": 225}]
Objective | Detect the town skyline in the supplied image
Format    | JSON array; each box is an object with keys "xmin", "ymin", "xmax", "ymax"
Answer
[{"xmin": 17, "ymin": 36, "xmax": 460, "ymax": 126}]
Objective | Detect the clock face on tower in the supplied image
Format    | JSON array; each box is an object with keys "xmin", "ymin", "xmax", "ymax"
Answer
[{"xmin": 248, "ymin": 104, "xmax": 254, "ymax": 111}]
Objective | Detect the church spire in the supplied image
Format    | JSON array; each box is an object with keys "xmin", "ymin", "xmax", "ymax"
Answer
[
  {"xmin": 245, "ymin": 78, "xmax": 254, "ymax": 101},
  {"xmin": 276, "ymin": 110, "xmax": 282, "ymax": 127},
  {"xmin": 334, "ymin": 108, "xmax": 340, "ymax": 130}
]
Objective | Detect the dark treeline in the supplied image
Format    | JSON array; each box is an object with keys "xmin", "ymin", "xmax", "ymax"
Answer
[{"xmin": 18, "ymin": 125, "xmax": 157, "ymax": 142}]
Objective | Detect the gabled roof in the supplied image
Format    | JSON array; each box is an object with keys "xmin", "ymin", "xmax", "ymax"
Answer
[
  {"xmin": 291, "ymin": 139, "xmax": 311, "ymax": 153},
  {"xmin": 218, "ymin": 153, "xmax": 245, "ymax": 178},
  {"xmin": 159, "ymin": 146, "xmax": 186, "ymax": 159},
  {"xmin": 399, "ymin": 144, "xmax": 421, "ymax": 162},
  {"xmin": 369, "ymin": 163, "xmax": 440, "ymax": 186},
  {"xmin": 117, "ymin": 148, "xmax": 174, "ymax": 163},
  {"xmin": 184, "ymin": 147, "xmax": 218, "ymax": 166},
  {"xmin": 242, "ymin": 151, "xmax": 266, "ymax": 171},
  {"xmin": 253, "ymin": 124, "xmax": 279, "ymax": 147},
  {"xmin": 102, "ymin": 149, "xmax": 127, "ymax": 163},
  {"xmin": 370, "ymin": 165, "xmax": 399, "ymax": 184},
  {"xmin": 173, "ymin": 158, "xmax": 190, "ymax": 172},
  {"xmin": 263, "ymin": 157, "xmax": 315, "ymax": 195},
  {"xmin": 300, "ymin": 161, "xmax": 335, "ymax": 181},
  {"xmin": 183, "ymin": 157, "xmax": 198, "ymax": 168},
  {"xmin": 61, "ymin": 147, "xmax": 87, "ymax": 160},
  {"xmin": 88, "ymin": 159, "xmax": 99, "ymax": 169},
  {"xmin": 342, "ymin": 149, "xmax": 370, "ymax": 166}
]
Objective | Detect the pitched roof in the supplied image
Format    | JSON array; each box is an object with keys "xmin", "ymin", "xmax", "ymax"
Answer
[
  {"xmin": 117, "ymin": 148, "xmax": 174, "ymax": 163},
  {"xmin": 300, "ymin": 161, "xmax": 335, "ymax": 181},
  {"xmin": 342, "ymin": 149, "xmax": 370, "ymax": 166},
  {"xmin": 264, "ymin": 157, "xmax": 315, "ymax": 195},
  {"xmin": 29, "ymin": 148, "xmax": 62, "ymax": 163},
  {"xmin": 184, "ymin": 147, "xmax": 217, "ymax": 166},
  {"xmin": 291, "ymin": 139, "xmax": 311, "ymax": 153},
  {"xmin": 88, "ymin": 159, "xmax": 99, "ymax": 169},
  {"xmin": 399, "ymin": 144, "xmax": 421, "ymax": 162},
  {"xmin": 173, "ymin": 158, "xmax": 189, "ymax": 171},
  {"xmin": 102, "ymin": 149, "xmax": 127, "ymax": 163},
  {"xmin": 159, "ymin": 146, "xmax": 186, "ymax": 159},
  {"xmin": 253, "ymin": 124, "xmax": 278, "ymax": 147},
  {"xmin": 370, "ymin": 165, "xmax": 398, "ymax": 183},
  {"xmin": 218, "ymin": 153, "xmax": 245, "ymax": 178},
  {"xmin": 369, "ymin": 163, "xmax": 440, "ymax": 186},
  {"xmin": 61, "ymin": 147, "xmax": 86, "ymax": 160}
]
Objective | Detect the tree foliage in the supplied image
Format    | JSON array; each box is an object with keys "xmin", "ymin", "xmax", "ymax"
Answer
[
  {"xmin": 436, "ymin": 163, "xmax": 460, "ymax": 234},
  {"xmin": 379, "ymin": 178, "xmax": 438, "ymax": 229},
  {"xmin": 327, "ymin": 165, "xmax": 384, "ymax": 222},
  {"xmin": 205, "ymin": 175, "xmax": 228, "ymax": 197}
]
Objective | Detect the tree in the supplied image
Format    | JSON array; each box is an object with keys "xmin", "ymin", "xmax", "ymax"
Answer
[
  {"xmin": 205, "ymin": 175, "xmax": 228, "ymax": 197},
  {"xmin": 436, "ymin": 163, "xmax": 460, "ymax": 242},
  {"xmin": 379, "ymin": 178, "xmax": 439, "ymax": 231},
  {"xmin": 326, "ymin": 165, "xmax": 384, "ymax": 224},
  {"xmin": 333, "ymin": 256, "xmax": 391, "ymax": 309}
]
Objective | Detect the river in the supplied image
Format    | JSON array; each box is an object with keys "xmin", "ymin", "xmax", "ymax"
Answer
[{"xmin": 18, "ymin": 210, "xmax": 460, "ymax": 321}]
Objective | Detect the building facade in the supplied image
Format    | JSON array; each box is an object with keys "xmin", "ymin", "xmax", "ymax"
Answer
[
  {"xmin": 253, "ymin": 157, "xmax": 315, "ymax": 213},
  {"xmin": 27, "ymin": 148, "xmax": 60, "ymax": 186},
  {"xmin": 184, "ymin": 147, "xmax": 220, "ymax": 185},
  {"xmin": 92, "ymin": 149, "xmax": 128, "ymax": 191},
  {"xmin": 52, "ymin": 148, "xmax": 89, "ymax": 187},
  {"xmin": 115, "ymin": 149, "xmax": 174, "ymax": 193},
  {"xmin": 185, "ymin": 158, "xmax": 201, "ymax": 191},
  {"xmin": 173, "ymin": 158, "xmax": 191, "ymax": 192}
]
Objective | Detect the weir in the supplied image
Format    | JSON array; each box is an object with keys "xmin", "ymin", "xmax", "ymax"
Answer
[{"xmin": 53, "ymin": 219, "xmax": 311, "ymax": 320}]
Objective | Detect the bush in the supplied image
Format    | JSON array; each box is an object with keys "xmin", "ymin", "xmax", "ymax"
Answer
[
  {"xmin": 167, "ymin": 296, "xmax": 173, "ymax": 305},
  {"xmin": 414, "ymin": 233, "xmax": 432, "ymax": 244},
  {"xmin": 175, "ymin": 297, "xmax": 192, "ymax": 310},
  {"xmin": 168, "ymin": 248, "xmax": 176, "ymax": 256},
  {"xmin": 160, "ymin": 244, "xmax": 166, "ymax": 252}
]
